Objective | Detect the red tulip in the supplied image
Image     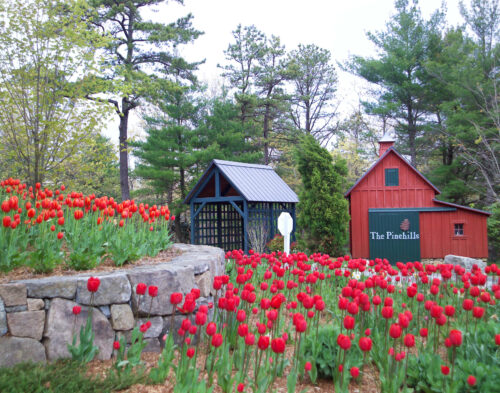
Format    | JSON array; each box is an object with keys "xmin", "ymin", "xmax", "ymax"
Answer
[
  {"xmin": 420, "ymin": 328, "xmax": 428, "ymax": 338},
  {"xmin": 389, "ymin": 324, "xmax": 402, "ymax": 339},
  {"xmin": 245, "ymin": 333, "xmax": 255, "ymax": 346},
  {"xmin": 113, "ymin": 341, "xmax": 120, "ymax": 350},
  {"xmin": 495, "ymin": 334, "xmax": 500, "ymax": 346},
  {"xmin": 237, "ymin": 323, "xmax": 248, "ymax": 337},
  {"xmin": 136, "ymin": 283, "xmax": 147, "ymax": 295},
  {"xmin": 462, "ymin": 298, "xmax": 473, "ymax": 311},
  {"xmin": 337, "ymin": 334, "xmax": 351, "ymax": 350},
  {"xmin": 87, "ymin": 277, "xmax": 100, "ymax": 292},
  {"xmin": 381, "ymin": 306, "xmax": 393, "ymax": 319},
  {"xmin": 2, "ymin": 216, "xmax": 11, "ymax": 228},
  {"xmin": 72, "ymin": 306, "xmax": 81, "ymax": 315},
  {"xmin": 444, "ymin": 305, "xmax": 455, "ymax": 317},
  {"xmin": 271, "ymin": 337, "xmax": 285, "ymax": 354},
  {"xmin": 305, "ymin": 361, "xmax": 312, "ymax": 371},
  {"xmin": 449, "ymin": 330, "xmax": 462, "ymax": 347},
  {"xmin": 211, "ymin": 333, "xmax": 223, "ymax": 348},
  {"xmin": 472, "ymin": 306, "xmax": 484, "ymax": 319},
  {"xmin": 350, "ymin": 366, "xmax": 359, "ymax": 378},
  {"xmin": 170, "ymin": 292, "xmax": 183, "ymax": 305},
  {"xmin": 148, "ymin": 285, "xmax": 158, "ymax": 297},
  {"xmin": 343, "ymin": 315, "xmax": 355, "ymax": 330},
  {"xmin": 258, "ymin": 335, "xmax": 270, "ymax": 350},
  {"xmin": 186, "ymin": 347, "xmax": 195, "ymax": 358},
  {"xmin": 403, "ymin": 334, "xmax": 415, "ymax": 348},
  {"xmin": 206, "ymin": 322, "xmax": 216, "ymax": 336},
  {"xmin": 359, "ymin": 337, "xmax": 372, "ymax": 352},
  {"xmin": 236, "ymin": 309, "xmax": 246, "ymax": 322},
  {"xmin": 195, "ymin": 311, "xmax": 207, "ymax": 326},
  {"xmin": 467, "ymin": 375, "xmax": 476, "ymax": 386},
  {"xmin": 441, "ymin": 365, "xmax": 450, "ymax": 375}
]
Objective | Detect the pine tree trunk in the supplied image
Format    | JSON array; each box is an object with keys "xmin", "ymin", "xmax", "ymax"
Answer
[
  {"xmin": 263, "ymin": 102, "xmax": 270, "ymax": 165},
  {"xmin": 119, "ymin": 108, "xmax": 130, "ymax": 201}
]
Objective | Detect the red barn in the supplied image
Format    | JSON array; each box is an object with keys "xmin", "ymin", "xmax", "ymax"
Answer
[{"xmin": 345, "ymin": 135, "xmax": 490, "ymax": 263}]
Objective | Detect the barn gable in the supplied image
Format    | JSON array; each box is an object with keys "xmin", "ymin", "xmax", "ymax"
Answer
[{"xmin": 345, "ymin": 147, "xmax": 440, "ymax": 197}]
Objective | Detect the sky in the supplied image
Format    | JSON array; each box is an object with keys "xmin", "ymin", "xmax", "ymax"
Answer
[{"xmin": 108, "ymin": 0, "xmax": 465, "ymax": 143}]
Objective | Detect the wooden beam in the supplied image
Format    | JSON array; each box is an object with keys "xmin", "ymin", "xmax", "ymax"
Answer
[
  {"xmin": 190, "ymin": 203, "xmax": 195, "ymax": 244},
  {"xmin": 191, "ymin": 171, "xmax": 215, "ymax": 201},
  {"xmin": 193, "ymin": 196, "xmax": 244, "ymax": 203},
  {"xmin": 215, "ymin": 169, "xmax": 220, "ymax": 197}
]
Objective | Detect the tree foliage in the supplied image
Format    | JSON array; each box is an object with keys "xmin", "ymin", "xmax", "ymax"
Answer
[
  {"xmin": 347, "ymin": 0, "xmax": 444, "ymax": 166},
  {"xmin": 288, "ymin": 44, "xmax": 338, "ymax": 143},
  {"xmin": 88, "ymin": 0, "xmax": 202, "ymax": 201},
  {"xmin": 0, "ymin": 0, "xmax": 110, "ymax": 187},
  {"xmin": 295, "ymin": 135, "xmax": 349, "ymax": 255}
]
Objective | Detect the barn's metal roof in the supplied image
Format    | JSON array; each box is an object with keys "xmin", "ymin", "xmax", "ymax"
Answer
[{"xmin": 184, "ymin": 159, "xmax": 299, "ymax": 203}]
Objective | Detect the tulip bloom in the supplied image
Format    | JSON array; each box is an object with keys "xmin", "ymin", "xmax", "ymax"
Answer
[
  {"xmin": 359, "ymin": 337, "xmax": 372, "ymax": 352},
  {"xmin": 337, "ymin": 334, "xmax": 351, "ymax": 350},
  {"xmin": 350, "ymin": 367, "xmax": 360, "ymax": 378},
  {"xmin": 148, "ymin": 285, "xmax": 158, "ymax": 297},
  {"xmin": 441, "ymin": 365, "xmax": 450, "ymax": 375},
  {"xmin": 449, "ymin": 330, "xmax": 462, "ymax": 347},
  {"xmin": 170, "ymin": 292, "xmax": 183, "ymax": 305},
  {"xmin": 472, "ymin": 306, "xmax": 484, "ymax": 319},
  {"xmin": 271, "ymin": 337, "xmax": 285, "ymax": 354},
  {"xmin": 389, "ymin": 324, "xmax": 402, "ymax": 339},
  {"xmin": 343, "ymin": 315, "xmax": 355, "ymax": 330},
  {"xmin": 403, "ymin": 334, "xmax": 415, "ymax": 348},
  {"xmin": 381, "ymin": 306, "xmax": 393, "ymax": 319},
  {"xmin": 467, "ymin": 375, "xmax": 476, "ymax": 386},
  {"xmin": 87, "ymin": 277, "xmax": 100, "ymax": 293},
  {"xmin": 72, "ymin": 306, "xmax": 81, "ymax": 315},
  {"xmin": 211, "ymin": 333, "xmax": 223, "ymax": 348},
  {"xmin": 136, "ymin": 283, "xmax": 147, "ymax": 296},
  {"xmin": 206, "ymin": 322, "xmax": 216, "ymax": 336},
  {"xmin": 258, "ymin": 335, "xmax": 270, "ymax": 350}
]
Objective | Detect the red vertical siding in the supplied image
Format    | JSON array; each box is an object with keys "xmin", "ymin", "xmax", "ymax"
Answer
[
  {"xmin": 349, "ymin": 151, "xmax": 436, "ymax": 258},
  {"xmin": 347, "ymin": 150, "xmax": 489, "ymax": 259},
  {"xmin": 420, "ymin": 209, "xmax": 488, "ymax": 258}
]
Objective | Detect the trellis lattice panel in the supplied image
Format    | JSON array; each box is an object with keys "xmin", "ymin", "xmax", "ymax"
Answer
[
  {"xmin": 193, "ymin": 202, "xmax": 244, "ymax": 251},
  {"xmin": 248, "ymin": 202, "xmax": 296, "ymax": 245}
]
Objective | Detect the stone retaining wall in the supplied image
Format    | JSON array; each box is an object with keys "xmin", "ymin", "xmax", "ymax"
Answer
[{"xmin": 0, "ymin": 244, "xmax": 225, "ymax": 367}]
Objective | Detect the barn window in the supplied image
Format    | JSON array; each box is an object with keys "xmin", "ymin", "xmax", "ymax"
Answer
[
  {"xmin": 385, "ymin": 168, "xmax": 399, "ymax": 186},
  {"xmin": 454, "ymin": 223, "xmax": 464, "ymax": 236}
]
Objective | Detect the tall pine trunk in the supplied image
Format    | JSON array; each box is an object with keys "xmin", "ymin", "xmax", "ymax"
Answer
[{"xmin": 119, "ymin": 108, "xmax": 130, "ymax": 201}]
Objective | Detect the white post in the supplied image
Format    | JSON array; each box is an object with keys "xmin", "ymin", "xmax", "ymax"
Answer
[{"xmin": 278, "ymin": 212, "xmax": 293, "ymax": 255}]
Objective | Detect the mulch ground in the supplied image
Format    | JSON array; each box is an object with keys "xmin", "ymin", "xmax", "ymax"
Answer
[
  {"xmin": 0, "ymin": 248, "xmax": 181, "ymax": 283},
  {"xmin": 85, "ymin": 342, "xmax": 380, "ymax": 393}
]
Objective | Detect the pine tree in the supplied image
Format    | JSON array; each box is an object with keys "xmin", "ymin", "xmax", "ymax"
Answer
[{"xmin": 295, "ymin": 135, "xmax": 349, "ymax": 255}]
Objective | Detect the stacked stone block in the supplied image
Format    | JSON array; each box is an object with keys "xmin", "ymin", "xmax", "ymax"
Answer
[{"xmin": 0, "ymin": 244, "xmax": 225, "ymax": 367}]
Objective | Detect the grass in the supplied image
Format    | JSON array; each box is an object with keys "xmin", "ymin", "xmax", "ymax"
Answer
[{"xmin": 0, "ymin": 359, "xmax": 145, "ymax": 393}]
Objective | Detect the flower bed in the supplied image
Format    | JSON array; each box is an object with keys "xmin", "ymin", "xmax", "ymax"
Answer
[
  {"xmin": 0, "ymin": 178, "xmax": 174, "ymax": 273},
  {"xmin": 2, "ymin": 249, "xmax": 498, "ymax": 393}
]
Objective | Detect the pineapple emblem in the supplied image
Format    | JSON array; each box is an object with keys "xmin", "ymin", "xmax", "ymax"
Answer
[{"xmin": 400, "ymin": 218, "xmax": 410, "ymax": 231}]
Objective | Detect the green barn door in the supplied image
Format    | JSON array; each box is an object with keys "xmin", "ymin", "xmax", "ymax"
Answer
[{"xmin": 369, "ymin": 210, "xmax": 420, "ymax": 264}]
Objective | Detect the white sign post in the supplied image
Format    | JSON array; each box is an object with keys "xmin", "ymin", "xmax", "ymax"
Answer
[{"xmin": 277, "ymin": 212, "xmax": 293, "ymax": 255}]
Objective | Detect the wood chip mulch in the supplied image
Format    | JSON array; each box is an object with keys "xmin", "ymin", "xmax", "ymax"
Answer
[{"xmin": 0, "ymin": 248, "xmax": 182, "ymax": 284}]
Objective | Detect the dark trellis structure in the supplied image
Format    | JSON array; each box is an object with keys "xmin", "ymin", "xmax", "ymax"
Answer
[{"xmin": 184, "ymin": 160, "xmax": 299, "ymax": 253}]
